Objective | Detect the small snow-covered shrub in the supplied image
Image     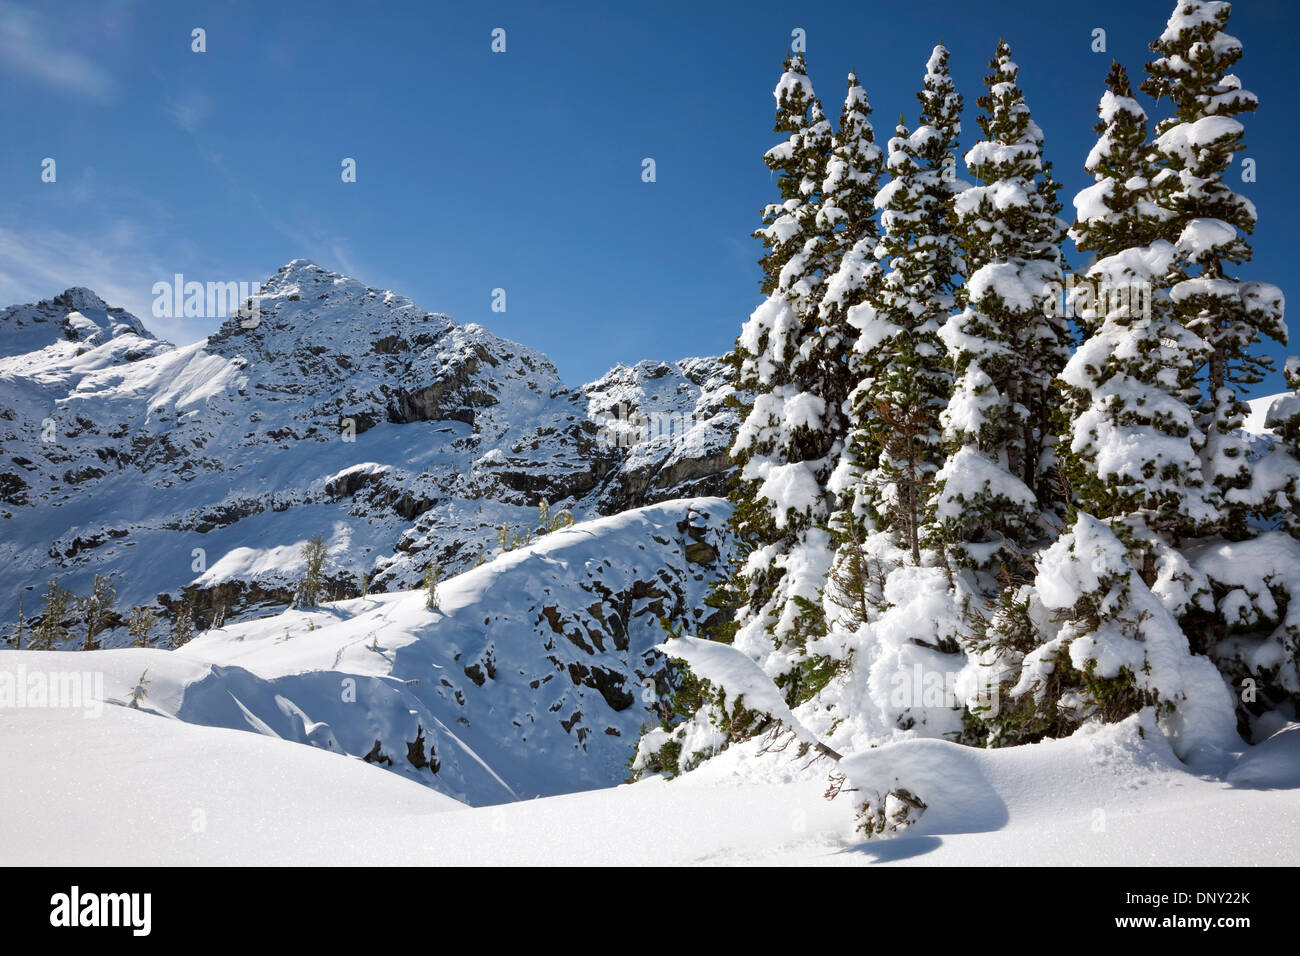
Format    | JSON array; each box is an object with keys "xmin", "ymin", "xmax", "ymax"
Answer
[{"xmin": 855, "ymin": 788, "xmax": 927, "ymax": 838}]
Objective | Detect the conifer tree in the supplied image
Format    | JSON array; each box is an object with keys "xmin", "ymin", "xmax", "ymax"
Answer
[
  {"xmin": 913, "ymin": 44, "xmax": 966, "ymax": 305},
  {"xmin": 844, "ymin": 117, "xmax": 952, "ymax": 567},
  {"xmin": 297, "ymin": 535, "xmax": 328, "ymax": 607},
  {"xmin": 981, "ymin": 513, "xmax": 1238, "ymax": 753},
  {"xmin": 814, "ymin": 50, "xmax": 973, "ymax": 740},
  {"xmin": 127, "ymin": 606, "xmax": 156, "ymax": 648},
  {"xmin": 171, "ymin": 597, "xmax": 195, "ymax": 649},
  {"xmin": 1141, "ymin": 0, "xmax": 1285, "ymax": 536},
  {"xmin": 1070, "ymin": 62, "xmax": 1166, "ymax": 270},
  {"xmin": 932, "ymin": 40, "xmax": 1065, "ymax": 574},
  {"xmin": 79, "ymin": 573, "xmax": 117, "ymax": 651},
  {"xmin": 818, "ymin": 73, "xmax": 884, "ymax": 263},
  {"xmin": 9, "ymin": 594, "xmax": 25, "ymax": 650},
  {"xmin": 1058, "ymin": 63, "xmax": 1218, "ymax": 546},
  {"xmin": 31, "ymin": 581, "xmax": 73, "ymax": 650},
  {"xmin": 975, "ymin": 8, "xmax": 1285, "ymax": 747},
  {"xmin": 816, "ymin": 72, "xmax": 885, "ymax": 461},
  {"xmin": 818, "ymin": 75, "xmax": 886, "ymax": 625},
  {"xmin": 729, "ymin": 52, "xmax": 843, "ymax": 704},
  {"xmin": 424, "ymin": 564, "xmax": 442, "ymax": 612},
  {"xmin": 826, "ymin": 47, "xmax": 962, "ymax": 627}
]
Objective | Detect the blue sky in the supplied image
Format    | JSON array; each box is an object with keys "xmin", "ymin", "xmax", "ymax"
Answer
[{"xmin": 1, "ymin": 0, "xmax": 1295, "ymax": 394}]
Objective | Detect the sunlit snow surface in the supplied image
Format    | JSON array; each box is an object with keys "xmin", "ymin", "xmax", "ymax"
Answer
[{"xmin": 2, "ymin": 700, "xmax": 1295, "ymax": 865}]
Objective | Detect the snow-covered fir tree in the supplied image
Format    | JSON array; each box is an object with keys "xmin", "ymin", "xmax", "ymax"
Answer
[
  {"xmin": 818, "ymin": 73, "xmax": 884, "ymax": 261},
  {"xmin": 1141, "ymin": 0, "xmax": 1286, "ymax": 537},
  {"xmin": 931, "ymin": 40, "xmax": 1066, "ymax": 575},
  {"xmin": 1139, "ymin": 0, "xmax": 1293, "ymax": 729},
  {"xmin": 728, "ymin": 52, "xmax": 846, "ymax": 706},
  {"xmin": 825, "ymin": 46, "xmax": 963, "ymax": 625},
  {"xmin": 296, "ymin": 535, "xmax": 328, "ymax": 608},
  {"xmin": 1069, "ymin": 61, "xmax": 1166, "ymax": 277},
  {"xmin": 816, "ymin": 73, "xmax": 887, "ymax": 525},
  {"xmin": 837, "ymin": 118, "xmax": 953, "ymax": 573},
  {"xmin": 816, "ymin": 79, "xmax": 887, "ymax": 630},
  {"xmin": 1058, "ymin": 62, "xmax": 1217, "ymax": 546},
  {"xmin": 1012, "ymin": 63, "xmax": 1218, "ymax": 746},
  {"xmin": 127, "ymin": 605, "xmax": 156, "ymax": 649},
  {"xmin": 999, "ymin": 513, "xmax": 1238, "ymax": 757},
  {"xmin": 978, "ymin": 6, "xmax": 1294, "ymax": 746},
  {"xmin": 969, "ymin": 51, "xmax": 1226, "ymax": 746},
  {"xmin": 634, "ymin": 56, "xmax": 884, "ymax": 777},
  {"xmin": 912, "ymin": 43, "xmax": 966, "ymax": 303},
  {"xmin": 171, "ymin": 598, "xmax": 195, "ymax": 649},
  {"xmin": 814, "ymin": 49, "xmax": 975, "ymax": 744}
]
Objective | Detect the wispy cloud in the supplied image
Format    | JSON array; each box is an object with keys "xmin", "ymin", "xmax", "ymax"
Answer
[
  {"xmin": 152, "ymin": 65, "xmax": 213, "ymax": 137},
  {"xmin": 0, "ymin": 1, "xmax": 117, "ymax": 101},
  {"xmin": 163, "ymin": 89, "xmax": 213, "ymax": 133}
]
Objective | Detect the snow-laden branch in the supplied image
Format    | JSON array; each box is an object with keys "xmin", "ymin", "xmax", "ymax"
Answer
[{"xmin": 656, "ymin": 636, "xmax": 843, "ymax": 762}]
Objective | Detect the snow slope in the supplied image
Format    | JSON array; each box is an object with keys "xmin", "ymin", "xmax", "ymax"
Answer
[
  {"xmin": 0, "ymin": 705, "xmax": 464, "ymax": 866},
  {"xmin": 2, "ymin": 704, "xmax": 1294, "ymax": 865},
  {"xmin": 0, "ymin": 499, "xmax": 733, "ymax": 806}
]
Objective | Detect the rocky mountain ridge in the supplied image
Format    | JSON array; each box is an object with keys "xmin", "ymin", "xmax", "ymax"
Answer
[{"xmin": 0, "ymin": 260, "xmax": 739, "ymax": 642}]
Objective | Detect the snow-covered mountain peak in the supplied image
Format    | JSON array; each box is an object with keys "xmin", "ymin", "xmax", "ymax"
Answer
[
  {"xmin": 202, "ymin": 260, "xmax": 566, "ymax": 402},
  {"xmin": 209, "ymin": 259, "xmax": 447, "ymax": 352},
  {"xmin": 0, "ymin": 288, "xmax": 153, "ymax": 360},
  {"xmin": 52, "ymin": 286, "xmax": 112, "ymax": 312}
]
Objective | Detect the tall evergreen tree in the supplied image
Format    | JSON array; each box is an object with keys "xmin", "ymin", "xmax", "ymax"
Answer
[
  {"xmin": 826, "ymin": 48, "xmax": 962, "ymax": 624},
  {"xmin": 970, "ymin": 57, "xmax": 1227, "ymax": 746},
  {"xmin": 932, "ymin": 40, "xmax": 1066, "ymax": 574},
  {"xmin": 818, "ymin": 76, "xmax": 887, "ymax": 629},
  {"xmin": 730, "ymin": 53, "xmax": 844, "ymax": 704},
  {"xmin": 812, "ymin": 49, "xmax": 974, "ymax": 741},
  {"xmin": 818, "ymin": 73, "xmax": 884, "ymax": 261},
  {"xmin": 846, "ymin": 117, "xmax": 952, "ymax": 566},
  {"xmin": 1058, "ymin": 62, "xmax": 1218, "ymax": 546},
  {"xmin": 1141, "ymin": 0, "xmax": 1286, "ymax": 537},
  {"xmin": 817, "ymin": 72, "xmax": 886, "ymax": 510},
  {"xmin": 913, "ymin": 44, "xmax": 966, "ymax": 306}
]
